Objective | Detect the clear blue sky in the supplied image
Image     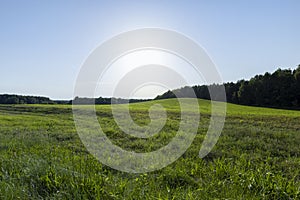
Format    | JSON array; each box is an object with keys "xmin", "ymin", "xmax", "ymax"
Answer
[{"xmin": 0, "ymin": 0, "xmax": 299, "ymax": 99}]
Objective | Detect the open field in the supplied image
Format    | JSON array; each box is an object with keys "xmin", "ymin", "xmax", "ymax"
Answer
[{"xmin": 0, "ymin": 99, "xmax": 299, "ymax": 199}]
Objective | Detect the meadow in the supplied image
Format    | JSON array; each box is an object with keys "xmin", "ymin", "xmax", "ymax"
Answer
[{"xmin": 0, "ymin": 99, "xmax": 299, "ymax": 199}]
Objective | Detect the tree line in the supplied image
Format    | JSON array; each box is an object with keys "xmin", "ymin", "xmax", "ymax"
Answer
[
  {"xmin": 0, "ymin": 94, "xmax": 54, "ymax": 104},
  {"xmin": 72, "ymin": 97, "xmax": 149, "ymax": 104},
  {"xmin": 156, "ymin": 65, "xmax": 300, "ymax": 109},
  {"xmin": 0, "ymin": 95, "xmax": 149, "ymax": 105},
  {"xmin": 1, "ymin": 65, "xmax": 300, "ymax": 109}
]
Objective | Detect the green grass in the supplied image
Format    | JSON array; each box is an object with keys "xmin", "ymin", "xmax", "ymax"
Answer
[{"xmin": 0, "ymin": 99, "xmax": 299, "ymax": 199}]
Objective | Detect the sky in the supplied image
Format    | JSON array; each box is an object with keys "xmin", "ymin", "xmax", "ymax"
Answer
[{"xmin": 0, "ymin": 0, "xmax": 299, "ymax": 99}]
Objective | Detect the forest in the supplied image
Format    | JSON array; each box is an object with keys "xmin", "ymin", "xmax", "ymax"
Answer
[
  {"xmin": 0, "ymin": 95, "xmax": 148, "ymax": 105},
  {"xmin": 1, "ymin": 65, "xmax": 300, "ymax": 110},
  {"xmin": 0, "ymin": 94, "xmax": 54, "ymax": 104},
  {"xmin": 156, "ymin": 65, "xmax": 300, "ymax": 109}
]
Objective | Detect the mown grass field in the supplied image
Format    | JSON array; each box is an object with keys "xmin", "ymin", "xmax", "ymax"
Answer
[{"xmin": 0, "ymin": 99, "xmax": 299, "ymax": 199}]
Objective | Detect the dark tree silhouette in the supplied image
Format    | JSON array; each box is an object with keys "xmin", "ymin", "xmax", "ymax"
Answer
[{"xmin": 156, "ymin": 65, "xmax": 300, "ymax": 110}]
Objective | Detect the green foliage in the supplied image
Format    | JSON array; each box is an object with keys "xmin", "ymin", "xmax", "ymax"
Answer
[
  {"xmin": 0, "ymin": 100, "xmax": 299, "ymax": 199},
  {"xmin": 156, "ymin": 65, "xmax": 300, "ymax": 109},
  {"xmin": 0, "ymin": 94, "xmax": 54, "ymax": 104},
  {"xmin": 73, "ymin": 97, "xmax": 150, "ymax": 105}
]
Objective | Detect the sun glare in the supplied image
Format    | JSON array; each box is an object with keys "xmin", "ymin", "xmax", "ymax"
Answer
[{"xmin": 96, "ymin": 49, "xmax": 204, "ymax": 98}]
